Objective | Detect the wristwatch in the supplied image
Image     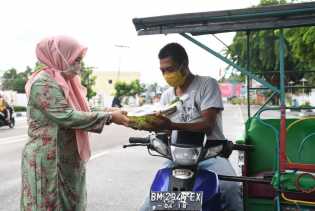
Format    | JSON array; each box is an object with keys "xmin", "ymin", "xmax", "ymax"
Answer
[{"xmin": 105, "ymin": 112, "xmax": 112, "ymax": 125}]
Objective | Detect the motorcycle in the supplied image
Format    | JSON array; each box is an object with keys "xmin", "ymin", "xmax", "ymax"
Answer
[
  {"xmin": 123, "ymin": 130, "xmax": 239, "ymax": 211},
  {"xmin": 0, "ymin": 107, "xmax": 15, "ymax": 128}
]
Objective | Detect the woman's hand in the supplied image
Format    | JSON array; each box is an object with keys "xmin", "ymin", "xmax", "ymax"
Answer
[
  {"xmin": 111, "ymin": 110, "xmax": 129, "ymax": 126},
  {"xmin": 104, "ymin": 107, "xmax": 121, "ymax": 112}
]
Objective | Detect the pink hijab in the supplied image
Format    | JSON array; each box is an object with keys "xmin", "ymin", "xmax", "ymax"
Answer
[{"xmin": 25, "ymin": 36, "xmax": 91, "ymax": 161}]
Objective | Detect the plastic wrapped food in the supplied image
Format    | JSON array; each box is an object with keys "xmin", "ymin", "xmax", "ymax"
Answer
[
  {"xmin": 127, "ymin": 115, "xmax": 159, "ymax": 129},
  {"xmin": 126, "ymin": 94, "xmax": 188, "ymax": 130}
]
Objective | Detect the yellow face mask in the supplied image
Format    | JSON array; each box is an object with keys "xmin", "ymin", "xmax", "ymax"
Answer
[{"xmin": 163, "ymin": 70, "xmax": 187, "ymax": 87}]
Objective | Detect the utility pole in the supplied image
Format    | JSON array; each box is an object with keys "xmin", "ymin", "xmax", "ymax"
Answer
[{"xmin": 114, "ymin": 44, "xmax": 130, "ymax": 81}]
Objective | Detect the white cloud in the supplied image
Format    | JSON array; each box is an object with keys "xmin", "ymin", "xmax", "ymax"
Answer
[{"xmin": 0, "ymin": 0, "xmax": 259, "ymax": 85}]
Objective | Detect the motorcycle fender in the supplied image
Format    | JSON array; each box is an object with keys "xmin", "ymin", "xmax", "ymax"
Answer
[
  {"xmin": 193, "ymin": 169, "xmax": 220, "ymax": 203},
  {"xmin": 151, "ymin": 168, "xmax": 172, "ymax": 192}
]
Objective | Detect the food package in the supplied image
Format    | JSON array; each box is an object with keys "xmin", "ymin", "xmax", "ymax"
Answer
[{"xmin": 126, "ymin": 95, "xmax": 187, "ymax": 129}]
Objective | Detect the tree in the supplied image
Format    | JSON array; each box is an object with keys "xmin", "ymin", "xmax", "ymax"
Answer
[
  {"xmin": 129, "ymin": 80, "xmax": 145, "ymax": 96},
  {"xmin": 114, "ymin": 81, "xmax": 131, "ymax": 97},
  {"xmin": 1, "ymin": 68, "xmax": 18, "ymax": 91},
  {"xmin": 114, "ymin": 80, "xmax": 145, "ymax": 97},
  {"xmin": 225, "ymin": 0, "xmax": 313, "ymax": 85},
  {"xmin": 219, "ymin": 72, "xmax": 245, "ymax": 83},
  {"xmin": 1, "ymin": 61, "xmax": 98, "ymax": 98},
  {"xmin": 1, "ymin": 66, "xmax": 33, "ymax": 93},
  {"xmin": 80, "ymin": 62, "xmax": 97, "ymax": 100},
  {"xmin": 285, "ymin": 26, "xmax": 315, "ymax": 82}
]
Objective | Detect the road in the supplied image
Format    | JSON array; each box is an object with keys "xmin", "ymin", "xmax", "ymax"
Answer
[{"xmin": 0, "ymin": 104, "xmax": 244, "ymax": 211}]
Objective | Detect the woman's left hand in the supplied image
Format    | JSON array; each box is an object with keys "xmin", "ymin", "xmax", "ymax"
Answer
[
  {"xmin": 111, "ymin": 110, "xmax": 129, "ymax": 126},
  {"xmin": 104, "ymin": 107, "xmax": 122, "ymax": 112}
]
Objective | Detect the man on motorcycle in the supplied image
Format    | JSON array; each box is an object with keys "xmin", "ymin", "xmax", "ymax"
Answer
[
  {"xmin": 0, "ymin": 94, "xmax": 12, "ymax": 123},
  {"xmin": 139, "ymin": 43, "xmax": 243, "ymax": 211}
]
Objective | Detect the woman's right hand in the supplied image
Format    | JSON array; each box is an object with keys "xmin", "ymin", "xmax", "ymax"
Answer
[{"xmin": 111, "ymin": 110, "xmax": 129, "ymax": 126}]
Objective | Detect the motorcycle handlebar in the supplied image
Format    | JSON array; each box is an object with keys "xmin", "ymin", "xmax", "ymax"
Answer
[
  {"xmin": 129, "ymin": 137, "xmax": 150, "ymax": 144},
  {"xmin": 232, "ymin": 144, "xmax": 253, "ymax": 151}
]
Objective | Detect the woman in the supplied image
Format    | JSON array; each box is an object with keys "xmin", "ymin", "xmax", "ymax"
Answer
[{"xmin": 21, "ymin": 36, "xmax": 129, "ymax": 211}]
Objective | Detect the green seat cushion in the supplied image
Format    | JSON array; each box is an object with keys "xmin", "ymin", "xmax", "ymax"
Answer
[
  {"xmin": 286, "ymin": 118, "xmax": 315, "ymax": 164},
  {"xmin": 246, "ymin": 118, "xmax": 297, "ymax": 175}
]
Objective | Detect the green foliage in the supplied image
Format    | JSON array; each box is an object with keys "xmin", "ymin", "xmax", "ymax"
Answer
[
  {"xmin": 225, "ymin": 0, "xmax": 315, "ymax": 85},
  {"xmin": 34, "ymin": 62, "xmax": 45, "ymax": 72},
  {"xmin": 230, "ymin": 97, "xmax": 244, "ymax": 105},
  {"xmin": 13, "ymin": 106, "xmax": 27, "ymax": 112},
  {"xmin": 219, "ymin": 72, "xmax": 246, "ymax": 83},
  {"xmin": 1, "ymin": 66, "xmax": 33, "ymax": 93},
  {"xmin": 114, "ymin": 80, "xmax": 145, "ymax": 97},
  {"xmin": 1, "ymin": 62, "xmax": 97, "ymax": 99},
  {"xmin": 259, "ymin": 0, "xmax": 287, "ymax": 6},
  {"xmin": 226, "ymin": 29, "xmax": 301, "ymax": 84},
  {"xmin": 286, "ymin": 26, "xmax": 315, "ymax": 82},
  {"xmin": 229, "ymin": 97, "xmax": 256, "ymax": 105},
  {"xmin": 129, "ymin": 80, "xmax": 145, "ymax": 96},
  {"xmin": 80, "ymin": 62, "xmax": 97, "ymax": 100}
]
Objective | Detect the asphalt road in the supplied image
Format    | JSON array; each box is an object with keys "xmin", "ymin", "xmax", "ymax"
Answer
[{"xmin": 0, "ymin": 104, "xmax": 244, "ymax": 211}]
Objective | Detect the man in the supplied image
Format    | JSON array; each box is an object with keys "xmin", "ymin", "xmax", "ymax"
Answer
[
  {"xmin": 0, "ymin": 94, "xmax": 11, "ymax": 123},
  {"xmin": 140, "ymin": 43, "xmax": 243, "ymax": 211},
  {"xmin": 112, "ymin": 95, "xmax": 122, "ymax": 108}
]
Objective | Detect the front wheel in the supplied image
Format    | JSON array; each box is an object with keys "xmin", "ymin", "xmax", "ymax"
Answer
[{"xmin": 8, "ymin": 118, "xmax": 15, "ymax": 128}]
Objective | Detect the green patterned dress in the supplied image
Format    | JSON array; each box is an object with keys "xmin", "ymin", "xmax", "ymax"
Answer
[{"xmin": 20, "ymin": 72, "xmax": 111, "ymax": 211}]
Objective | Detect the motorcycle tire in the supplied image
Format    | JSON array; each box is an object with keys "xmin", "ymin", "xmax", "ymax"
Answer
[{"xmin": 8, "ymin": 118, "xmax": 15, "ymax": 128}]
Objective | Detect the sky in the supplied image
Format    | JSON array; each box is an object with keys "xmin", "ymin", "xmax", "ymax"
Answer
[{"xmin": 0, "ymin": 0, "xmax": 261, "ymax": 86}]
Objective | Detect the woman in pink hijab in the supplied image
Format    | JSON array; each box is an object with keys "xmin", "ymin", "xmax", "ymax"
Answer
[{"xmin": 21, "ymin": 36, "xmax": 129, "ymax": 211}]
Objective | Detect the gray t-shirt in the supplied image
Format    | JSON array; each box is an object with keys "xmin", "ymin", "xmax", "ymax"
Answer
[{"xmin": 160, "ymin": 75, "xmax": 225, "ymax": 142}]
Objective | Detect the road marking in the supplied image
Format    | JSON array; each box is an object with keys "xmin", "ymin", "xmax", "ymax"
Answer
[
  {"xmin": 90, "ymin": 150, "xmax": 109, "ymax": 160},
  {"xmin": 15, "ymin": 125, "xmax": 28, "ymax": 129},
  {"xmin": 0, "ymin": 135, "xmax": 28, "ymax": 145},
  {"xmin": 0, "ymin": 125, "xmax": 28, "ymax": 130}
]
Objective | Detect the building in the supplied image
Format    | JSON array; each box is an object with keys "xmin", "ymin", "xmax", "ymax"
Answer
[
  {"xmin": 93, "ymin": 71, "xmax": 140, "ymax": 96},
  {"xmin": 91, "ymin": 71, "xmax": 140, "ymax": 107}
]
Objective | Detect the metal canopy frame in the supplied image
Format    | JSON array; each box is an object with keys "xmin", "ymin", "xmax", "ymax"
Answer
[
  {"xmin": 132, "ymin": 2, "xmax": 315, "ymax": 210},
  {"xmin": 133, "ymin": 2, "xmax": 315, "ymax": 35}
]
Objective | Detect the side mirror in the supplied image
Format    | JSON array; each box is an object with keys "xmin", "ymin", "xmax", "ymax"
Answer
[{"xmin": 151, "ymin": 136, "xmax": 169, "ymax": 156}]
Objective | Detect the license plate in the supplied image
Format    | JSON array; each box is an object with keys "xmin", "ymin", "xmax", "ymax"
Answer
[{"xmin": 150, "ymin": 191, "xmax": 203, "ymax": 210}]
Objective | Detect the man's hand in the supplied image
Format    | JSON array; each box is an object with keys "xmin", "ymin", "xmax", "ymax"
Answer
[
  {"xmin": 220, "ymin": 141, "xmax": 234, "ymax": 158},
  {"xmin": 149, "ymin": 113, "xmax": 172, "ymax": 130}
]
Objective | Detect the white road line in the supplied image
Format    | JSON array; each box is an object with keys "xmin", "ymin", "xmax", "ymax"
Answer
[
  {"xmin": 0, "ymin": 134, "xmax": 27, "ymax": 141},
  {"xmin": 90, "ymin": 150, "xmax": 109, "ymax": 160},
  {"xmin": 15, "ymin": 125, "xmax": 28, "ymax": 129},
  {"xmin": 0, "ymin": 135, "xmax": 28, "ymax": 145}
]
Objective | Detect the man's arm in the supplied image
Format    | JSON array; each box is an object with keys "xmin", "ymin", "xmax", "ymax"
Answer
[{"xmin": 170, "ymin": 107, "xmax": 219, "ymax": 133}]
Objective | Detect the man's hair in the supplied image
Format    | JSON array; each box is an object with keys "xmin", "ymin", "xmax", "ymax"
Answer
[{"xmin": 158, "ymin": 43, "xmax": 189, "ymax": 66}]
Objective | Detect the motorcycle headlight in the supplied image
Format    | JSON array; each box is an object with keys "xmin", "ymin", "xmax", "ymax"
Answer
[{"xmin": 170, "ymin": 146, "xmax": 202, "ymax": 166}]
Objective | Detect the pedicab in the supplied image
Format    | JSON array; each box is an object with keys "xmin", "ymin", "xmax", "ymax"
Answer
[{"xmin": 132, "ymin": 2, "xmax": 315, "ymax": 210}]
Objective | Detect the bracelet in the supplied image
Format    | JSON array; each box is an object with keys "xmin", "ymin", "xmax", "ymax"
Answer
[{"xmin": 105, "ymin": 112, "xmax": 112, "ymax": 125}]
